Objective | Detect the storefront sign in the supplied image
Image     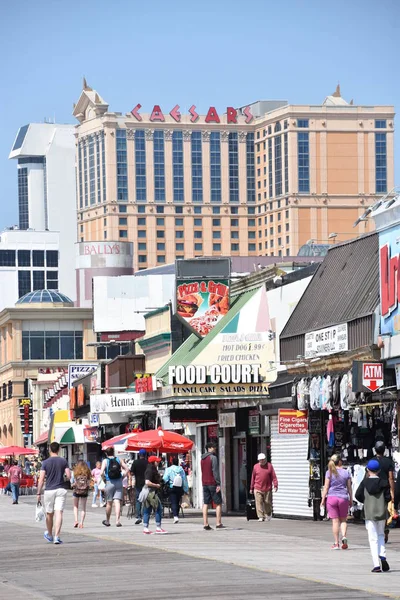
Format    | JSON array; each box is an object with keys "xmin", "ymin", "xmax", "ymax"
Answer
[
  {"xmin": 248, "ymin": 409, "xmax": 260, "ymax": 435},
  {"xmin": 169, "ymin": 364, "xmax": 262, "ymax": 385},
  {"xmin": 278, "ymin": 409, "xmax": 308, "ymax": 435},
  {"xmin": 131, "ymin": 103, "xmax": 254, "ymax": 124},
  {"xmin": 219, "ymin": 412, "xmax": 236, "ymax": 428},
  {"xmin": 90, "ymin": 393, "xmax": 155, "ymax": 413},
  {"xmin": 379, "ymin": 226, "xmax": 400, "ymax": 335},
  {"xmin": 19, "ymin": 398, "xmax": 33, "ymax": 436},
  {"xmin": 171, "ymin": 382, "xmax": 269, "ymax": 397},
  {"xmin": 83, "ymin": 426, "xmax": 98, "ymax": 443},
  {"xmin": 134, "ymin": 374, "xmax": 156, "ymax": 393},
  {"xmin": 362, "ymin": 362, "xmax": 383, "ymax": 392},
  {"xmin": 169, "ymin": 408, "xmax": 218, "ymax": 423},
  {"xmin": 304, "ymin": 323, "xmax": 348, "ymax": 358},
  {"xmin": 176, "ymin": 278, "xmax": 229, "ymax": 337},
  {"xmin": 89, "ymin": 413, "xmax": 99, "ymax": 425},
  {"xmin": 68, "ymin": 364, "xmax": 98, "ymax": 388}
]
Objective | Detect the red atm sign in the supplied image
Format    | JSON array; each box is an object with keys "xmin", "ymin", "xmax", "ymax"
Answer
[{"xmin": 362, "ymin": 363, "xmax": 383, "ymax": 392}]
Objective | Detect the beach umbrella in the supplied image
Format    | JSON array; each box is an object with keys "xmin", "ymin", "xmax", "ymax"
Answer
[
  {"xmin": 125, "ymin": 428, "xmax": 194, "ymax": 453},
  {"xmin": 101, "ymin": 432, "xmax": 138, "ymax": 451},
  {"xmin": 0, "ymin": 446, "xmax": 38, "ymax": 456}
]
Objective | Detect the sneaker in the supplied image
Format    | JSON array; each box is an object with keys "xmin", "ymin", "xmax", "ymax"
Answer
[
  {"xmin": 380, "ymin": 557, "xmax": 390, "ymax": 572},
  {"xmin": 155, "ymin": 527, "xmax": 168, "ymax": 534},
  {"xmin": 216, "ymin": 524, "xmax": 226, "ymax": 529},
  {"xmin": 265, "ymin": 515, "xmax": 272, "ymax": 522},
  {"xmin": 204, "ymin": 525, "xmax": 213, "ymax": 530},
  {"xmin": 371, "ymin": 566, "xmax": 382, "ymax": 573},
  {"xmin": 258, "ymin": 517, "xmax": 265, "ymax": 522},
  {"xmin": 174, "ymin": 517, "xmax": 179, "ymax": 524},
  {"xmin": 91, "ymin": 504, "xmax": 98, "ymax": 508},
  {"xmin": 53, "ymin": 537, "xmax": 63, "ymax": 545},
  {"xmin": 44, "ymin": 531, "xmax": 53, "ymax": 543},
  {"xmin": 135, "ymin": 518, "xmax": 142, "ymax": 525},
  {"xmin": 341, "ymin": 537, "xmax": 348, "ymax": 550},
  {"xmin": 331, "ymin": 543, "xmax": 340, "ymax": 550},
  {"xmin": 102, "ymin": 520, "xmax": 111, "ymax": 527},
  {"xmin": 143, "ymin": 527, "xmax": 152, "ymax": 535}
]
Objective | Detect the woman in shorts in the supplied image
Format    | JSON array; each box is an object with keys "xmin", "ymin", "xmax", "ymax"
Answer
[
  {"xmin": 72, "ymin": 461, "xmax": 91, "ymax": 528},
  {"xmin": 320, "ymin": 454, "xmax": 353, "ymax": 550}
]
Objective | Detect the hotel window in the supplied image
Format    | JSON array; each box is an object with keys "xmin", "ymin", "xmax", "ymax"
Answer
[
  {"xmin": 89, "ymin": 135, "xmax": 96, "ymax": 205},
  {"xmin": 104, "ymin": 231, "xmax": 107, "ymax": 240},
  {"xmin": 213, "ymin": 231, "xmax": 221, "ymax": 239},
  {"xmin": 212, "ymin": 218, "xmax": 221, "ymax": 227},
  {"xmin": 157, "ymin": 243, "xmax": 165, "ymax": 251},
  {"xmin": 278, "ymin": 237, "xmax": 282, "ymax": 246},
  {"xmin": 135, "ymin": 130, "xmax": 147, "ymax": 202},
  {"xmin": 284, "ymin": 120, "xmax": 288, "ymax": 129},
  {"xmin": 231, "ymin": 231, "xmax": 239, "ymax": 239},
  {"xmin": 156, "ymin": 230, "xmax": 165, "ymax": 238},
  {"xmin": 278, "ymin": 212, "xmax": 281, "ymax": 221},
  {"xmin": 33, "ymin": 250, "xmax": 45, "ymax": 267},
  {"xmin": 278, "ymin": 225, "xmax": 281, "ymax": 233},
  {"xmin": 119, "ymin": 230, "xmax": 128, "ymax": 238},
  {"xmin": 157, "ymin": 255, "xmax": 166, "ymax": 263},
  {"xmin": 47, "ymin": 271, "xmax": 58, "ymax": 290},
  {"xmin": 138, "ymin": 255, "xmax": 147, "ymax": 263},
  {"xmin": 119, "ymin": 205, "xmax": 127, "ymax": 213},
  {"xmin": 231, "ymin": 206, "xmax": 238, "ymax": 214},
  {"xmin": 176, "ymin": 243, "xmax": 184, "ymax": 251},
  {"xmin": 246, "ymin": 132, "xmax": 255, "ymax": 203},
  {"xmin": 268, "ymin": 126, "xmax": 272, "ymax": 135},
  {"xmin": 18, "ymin": 250, "xmax": 31, "ymax": 267},
  {"xmin": 248, "ymin": 243, "xmax": 256, "ymax": 251},
  {"xmin": 268, "ymin": 139, "xmax": 273, "ymax": 198},
  {"xmin": 22, "ymin": 321, "xmax": 83, "ymax": 361},
  {"xmin": 46, "ymin": 251, "xmax": 58, "ymax": 267},
  {"xmin": 297, "ymin": 119, "xmax": 309, "ymax": 128},
  {"xmin": 248, "ymin": 231, "xmax": 256, "ymax": 239},
  {"xmin": 275, "ymin": 133, "xmax": 282, "ymax": 196},
  {"xmin": 176, "ymin": 231, "xmax": 184, "ymax": 239},
  {"xmin": 375, "ymin": 133, "xmax": 387, "ymax": 193},
  {"xmin": 194, "ymin": 218, "xmax": 202, "ymax": 227},
  {"xmin": 156, "ymin": 206, "xmax": 165, "ymax": 214},
  {"xmin": 213, "ymin": 243, "xmax": 221, "ymax": 251},
  {"xmin": 194, "ymin": 206, "xmax": 202, "ymax": 214},
  {"xmin": 248, "ymin": 219, "xmax": 255, "ymax": 227},
  {"xmin": 153, "ymin": 130, "xmax": 165, "ymax": 202},
  {"xmin": 175, "ymin": 218, "xmax": 183, "ymax": 226},
  {"xmin": 138, "ymin": 217, "xmax": 146, "ymax": 225},
  {"xmin": 248, "ymin": 207, "xmax": 256, "ymax": 214},
  {"xmin": 270, "ymin": 227, "xmax": 273, "ymax": 235},
  {"xmin": 138, "ymin": 243, "xmax": 146, "ymax": 250},
  {"xmin": 116, "ymin": 130, "xmax": 128, "ymax": 202},
  {"xmin": 83, "ymin": 142, "xmax": 88, "ymax": 207},
  {"xmin": 18, "ymin": 167, "xmax": 30, "ymax": 229},
  {"xmin": 284, "ymin": 132, "xmax": 289, "ymax": 193},
  {"xmin": 210, "ymin": 132, "xmax": 221, "ymax": 203},
  {"xmin": 286, "ymin": 235, "xmax": 290, "ymax": 244},
  {"xmin": 0, "ymin": 250, "xmax": 15, "ymax": 267},
  {"xmin": 212, "ymin": 206, "xmax": 220, "ymax": 215},
  {"xmin": 231, "ymin": 243, "xmax": 239, "ymax": 251},
  {"xmin": 172, "ymin": 131, "xmax": 184, "ymax": 202},
  {"xmin": 194, "ymin": 231, "xmax": 202, "ymax": 239},
  {"xmin": 375, "ymin": 120, "xmax": 387, "ymax": 129},
  {"xmin": 156, "ymin": 217, "xmax": 164, "ymax": 226},
  {"xmin": 194, "ymin": 243, "xmax": 203, "ymax": 251},
  {"xmin": 229, "ymin": 132, "xmax": 239, "ymax": 203},
  {"xmin": 137, "ymin": 205, "xmax": 146, "ymax": 213},
  {"xmin": 18, "ymin": 271, "xmax": 31, "ymax": 297},
  {"xmin": 285, "ymin": 210, "xmax": 289, "ymax": 218},
  {"xmin": 257, "ymin": 156, "xmax": 260, "ymax": 165},
  {"xmin": 32, "ymin": 271, "xmax": 45, "ymax": 291},
  {"xmin": 78, "ymin": 142, "xmax": 83, "ymax": 210},
  {"xmin": 138, "ymin": 230, "xmax": 146, "ymax": 238},
  {"xmin": 286, "ymin": 223, "xmax": 289, "ymax": 231},
  {"xmin": 191, "ymin": 131, "xmax": 203, "ymax": 203},
  {"xmin": 270, "ymin": 240, "xmax": 274, "ymax": 248},
  {"xmin": 231, "ymin": 219, "xmax": 238, "ymax": 227},
  {"xmin": 96, "ymin": 135, "xmax": 101, "ymax": 203},
  {"xmin": 101, "ymin": 131, "xmax": 106, "ymax": 202},
  {"xmin": 298, "ymin": 132, "xmax": 310, "ymax": 193},
  {"xmin": 119, "ymin": 217, "xmax": 127, "ymax": 226},
  {"xmin": 175, "ymin": 206, "xmax": 183, "ymax": 214}
]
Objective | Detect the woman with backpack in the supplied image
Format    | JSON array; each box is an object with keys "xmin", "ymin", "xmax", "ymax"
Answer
[
  {"xmin": 100, "ymin": 447, "xmax": 129, "ymax": 528},
  {"xmin": 72, "ymin": 461, "xmax": 92, "ymax": 528},
  {"xmin": 163, "ymin": 457, "xmax": 188, "ymax": 523}
]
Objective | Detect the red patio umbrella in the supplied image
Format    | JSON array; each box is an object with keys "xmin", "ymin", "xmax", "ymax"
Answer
[
  {"xmin": 126, "ymin": 428, "xmax": 194, "ymax": 453},
  {"xmin": 0, "ymin": 446, "xmax": 38, "ymax": 456},
  {"xmin": 101, "ymin": 432, "xmax": 138, "ymax": 451}
]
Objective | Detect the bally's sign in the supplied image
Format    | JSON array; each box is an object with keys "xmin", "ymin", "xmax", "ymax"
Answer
[{"xmin": 168, "ymin": 363, "xmax": 263, "ymax": 385}]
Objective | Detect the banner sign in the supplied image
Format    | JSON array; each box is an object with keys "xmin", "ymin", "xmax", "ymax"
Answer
[
  {"xmin": 19, "ymin": 398, "xmax": 33, "ymax": 436},
  {"xmin": 379, "ymin": 225, "xmax": 400, "ymax": 335},
  {"xmin": 304, "ymin": 323, "xmax": 348, "ymax": 358},
  {"xmin": 219, "ymin": 412, "xmax": 236, "ymax": 428},
  {"xmin": 90, "ymin": 393, "xmax": 156, "ymax": 414},
  {"xmin": 278, "ymin": 410, "xmax": 308, "ymax": 435},
  {"xmin": 176, "ymin": 278, "xmax": 229, "ymax": 337},
  {"xmin": 68, "ymin": 364, "xmax": 98, "ymax": 388},
  {"xmin": 134, "ymin": 374, "xmax": 157, "ymax": 393}
]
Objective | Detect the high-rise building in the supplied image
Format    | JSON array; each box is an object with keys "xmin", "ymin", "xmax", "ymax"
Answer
[
  {"xmin": 0, "ymin": 229, "xmax": 60, "ymax": 311},
  {"xmin": 9, "ymin": 123, "xmax": 77, "ymax": 299},
  {"xmin": 73, "ymin": 82, "xmax": 394, "ymax": 270}
]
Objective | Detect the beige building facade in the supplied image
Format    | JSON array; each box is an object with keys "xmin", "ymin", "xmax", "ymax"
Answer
[
  {"xmin": 73, "ymin": 83, "xmax": 394, "ymax": 270},
  {"xmin": 0, "ymin": 292, "xmax": 96, "ymax": 447}
]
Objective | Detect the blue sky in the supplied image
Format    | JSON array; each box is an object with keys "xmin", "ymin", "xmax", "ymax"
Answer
[{"xmin": 0, "ymin": 0, "xmax": 398, "ymax": 229}]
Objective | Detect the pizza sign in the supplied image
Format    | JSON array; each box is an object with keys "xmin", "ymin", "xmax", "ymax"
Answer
[{"xmin": 176, "ymin": 279, "xmax": 229, "ymax": 337}]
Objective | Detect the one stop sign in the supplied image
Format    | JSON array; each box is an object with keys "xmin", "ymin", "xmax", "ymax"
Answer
[{"xmin": 362, "ymin": 362, "xmax": 383, "ymax": 392}]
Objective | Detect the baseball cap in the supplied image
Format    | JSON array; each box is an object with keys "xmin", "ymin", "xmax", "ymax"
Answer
[
  {"xmin": 258, "ymin": 453, "xmax": 266, "ymax": 461},
  {"xmin": 139, "ymin": 449, "xmax": 146, "ymax": 456},
  {"xmin": 367, "ymin": 459, "xmax": 380, "ymax": 472},
  {"xmin": 148, "ymin": 456, "xmax": 162, "ymax": 463}
]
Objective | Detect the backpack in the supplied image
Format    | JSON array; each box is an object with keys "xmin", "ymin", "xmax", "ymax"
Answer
[
  {"xmin": 172, "ymin": 471, "xmax": 183, "ymax": 487},
  {"xmin": 74, "ymin": 475, "xmax": 89, "ymax": 496},
  {"xmin": 107, "ymin": 457, "xmax": 122, "ymax": 480}
]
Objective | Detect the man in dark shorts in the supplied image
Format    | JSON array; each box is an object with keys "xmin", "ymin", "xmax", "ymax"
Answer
[
  {"xmin": 201, "ymin": 442, "xmax": 225, "ymax": 530},
  {"xmin": 130, "ymin": 449, "xmax": 148, "ymax": 525},
  {"xmin": 374, "ymin": 442, "xmax": 395, "ymax": 543},
  {"xmin": 37, "ymin": 442, "xmax": 71, "ymax": 545}
]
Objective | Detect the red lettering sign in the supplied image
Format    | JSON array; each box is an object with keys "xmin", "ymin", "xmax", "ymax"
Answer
[
  {"xmin": 83, "ymin": 244, "xmax": 121, "ymax": 256},
  {"xmin": 135, "ymin": 375, "xmax": 155, "ymax": 393},
  {"xmin": 169, "ymin": 105, "xmax": 181, "ymax": 122},
  {"xmin": 178, "ymin": 283, "xmax": 199, "ymax": 296},
  {"xmin": 226, "ymin": 107, "xmax": 237, "ymax": 124},
  {"xmin": 205, "ymin": 107, "xmax": 220, "ymax": 124},
  {"xmin": 131, "ymin": 103, "xmax": 142, "ymax": 121},
  {"xmin": 130, "ymin": 104, "xmax": 254, "ymax": 124},
  {"xmin": 380, "ymin": 243, "xmax": 400, "ymax": 317},
  {"xmin": 362, "ymin": 362, "xmax": 383, "ymax": 392},
  {"xmin": 150, "ymin": 105, "xmax": 165, "ymax": 122},
  {"xmin": 278, "ymin": 410, "xmax": 308, "ymax": 435},
  {"xmin": 189, "ymin": 105, "xmax": 199, "ymax": 123}
]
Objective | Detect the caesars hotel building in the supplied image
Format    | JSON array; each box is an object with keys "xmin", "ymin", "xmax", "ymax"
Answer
[{"xmin": 74, "ymin": 83, "xmax": 394, "ymax": 271}]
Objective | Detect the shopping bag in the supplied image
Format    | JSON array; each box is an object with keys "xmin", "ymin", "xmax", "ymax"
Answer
[
  {"xmin": 35, "ymin": 501, "xmax": 45, "ymax": 523},
  {"xmin": 98, "ymin": 478, "xmax": 106, "ymax": 491}
]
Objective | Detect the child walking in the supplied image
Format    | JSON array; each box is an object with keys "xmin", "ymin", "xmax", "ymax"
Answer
[{"xmin": 355, "ymin": 459, "xmax": 391, "ymax": 573}]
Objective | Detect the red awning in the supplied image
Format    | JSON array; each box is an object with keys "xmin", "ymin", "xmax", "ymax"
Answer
[{"xmin": 34, "ymin": 431, "xmax": 49, "ymax": 446}]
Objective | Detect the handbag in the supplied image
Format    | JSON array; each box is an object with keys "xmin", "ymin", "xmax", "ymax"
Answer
[
  {"xmin": 98, "ymin": 478, "xmax": 106, "ymax": 491},
  {"xmin": 35, "ymin": 501, "xmax": 45, "ymax": 523}
]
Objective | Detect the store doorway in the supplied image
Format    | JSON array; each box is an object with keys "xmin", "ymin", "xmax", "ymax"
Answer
[{"xmin": 233, "ymin": 433, "xmax": 247, "ymax": 511}]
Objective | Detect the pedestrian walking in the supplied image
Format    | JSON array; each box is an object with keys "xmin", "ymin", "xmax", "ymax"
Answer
[
  {"xmin": 201, "ymin": 442, "xmax": 225, "ymax": 530},
  {"xmin": 320, "ymin": 454, "xmax": 352, "ymax": 550},
  {"xmin": 91, "ymin": 461, "xmax": 103, "ymax": 508},
  {"xmin": 37, "ymin": 441, "xmax": 71, "ymax": 545},
  {"xmin": 100, "ymin": 447, "xmax": 128, "ymax": 528},
  {"xmin": 250, "ymin": 453, "xmax": 278, "ymax": 522},
  {"xmin": 129, "ymin": 449, "xmax": 148, "ymax": 525},
  {"xmin": 163, "ymin": 457, "xmax": 188, "ymax": 523},
  {"xmin": 72, "ymin": 460, "xmax": 91, "ymax": 528},
  {"xmin": 374, "ymin": 442, "xmax": 395, "ymax": 543},
  {"xmin": 355, "ymin": 459, "xmax": 391, "ymax": 572},
  {"xmin": 8, "ymin": 460, "xmax": 23, "ymax": 504},
  {"xmin": 142, "ymin": 455, "xmax": 167, "ymax": 534}
]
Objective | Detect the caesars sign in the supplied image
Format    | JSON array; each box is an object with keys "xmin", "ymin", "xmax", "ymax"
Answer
[{"xmin": 131, "ymin": 104, "xmax": 254, "ymax": 124}]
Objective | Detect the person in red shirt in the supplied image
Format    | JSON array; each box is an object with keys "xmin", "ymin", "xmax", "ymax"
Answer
[
  {"xmin": 250, "ymin": 453, "xmax": 278, "ymax": 522},
  {"xmin": 8, "ymin": 460, "xmax": 23, "ymax": 504}
]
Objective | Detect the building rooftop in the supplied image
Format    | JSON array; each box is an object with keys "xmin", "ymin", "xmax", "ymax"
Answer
[{"xmin": 16, "ymin": 290, "xmax": 73, "ymax": 305}]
